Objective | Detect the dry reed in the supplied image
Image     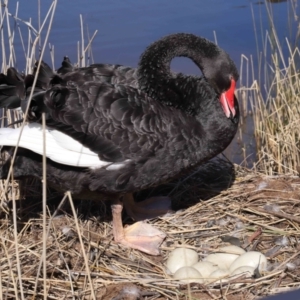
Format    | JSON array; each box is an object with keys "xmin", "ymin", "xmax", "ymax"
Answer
[
  {"xmin": 1, "ymin": 0, "xmax": 300, "ymax": 299},
  {"xmin": 237, "ymin": 0, "xmax": 300, "ymax": 174}
]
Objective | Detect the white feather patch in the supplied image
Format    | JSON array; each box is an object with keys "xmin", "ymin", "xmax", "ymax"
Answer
[
  {"xmin": 0, "ymin": 123, "xmax": 130, "ymax": 169},
  {"xmin": 104, "ymin": 159, "xmax": 131, "ymax": 171}
]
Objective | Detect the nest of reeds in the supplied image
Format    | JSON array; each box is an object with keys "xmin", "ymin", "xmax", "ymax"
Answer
[{"xmin": 1, "ymin": 157, "xmax": 300, "ymax": 300}]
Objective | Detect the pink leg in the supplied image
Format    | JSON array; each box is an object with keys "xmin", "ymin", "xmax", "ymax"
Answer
[{"xmin": 111, "ymin": 195, "xmax": 166, "ymax": 255}]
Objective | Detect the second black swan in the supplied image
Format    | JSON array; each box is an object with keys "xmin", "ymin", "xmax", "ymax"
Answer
[{"xmin": 0, "ymin": 33, "xmax": 239, "ymax": 255}]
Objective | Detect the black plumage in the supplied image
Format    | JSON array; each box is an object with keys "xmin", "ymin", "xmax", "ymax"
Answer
[{"xmin": 0, "ymin": 33, "xmax": 239, "ymax": 255}]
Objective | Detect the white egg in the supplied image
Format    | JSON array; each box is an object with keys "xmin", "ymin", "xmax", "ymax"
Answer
[
  {"xmin": 207, "ymin": 268, "xmax": 229, "ymax": 284},
  {"xmin": 173, "ymin": 266, "xmax": 204, "ymax": 283},
  {"xmin": 166, "ymin": 248, "xmax": 198, "ymax": 273},
  {"xmin": 219, "ymin": 245, "xmax": 246, "ymax": 255},
  {"xmin": 230, "ymin": 266, "xmax": 255, "ymax": 277},
  {"xmin": 229, "ymin": 251, "xmax": 267, "ymax": 274},
  {"xmin": 192, "ymin": 261, "xmax": 219, "ymax": 281},
  {"xmin": 204, "ymin": 253, "xmax": 239, "ymax": 270}
]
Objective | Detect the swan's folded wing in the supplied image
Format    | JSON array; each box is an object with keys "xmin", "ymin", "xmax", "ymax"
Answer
[
  {"xmin": 60, "ymin": 62, "xmax": 138, "ymax": 87},
  {"xmin": 43, "ymin": 81, "xmax": 165, "ymax": 164}
]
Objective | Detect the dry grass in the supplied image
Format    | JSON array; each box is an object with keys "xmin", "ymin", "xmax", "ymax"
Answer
[
  {"xmin": 237, "ymin": 1, "xmax": 300, "ymax": 174},
  {"xmin": 240, "ymin": 43, "xmax": 300, "ymax": 175},
  {"xmin": 1, "ymin": 160, "xmax": 300, "ymax": 299},
  {"xmin": 1, "ymin": 0, "xmax": 300, "ymax": 299}
]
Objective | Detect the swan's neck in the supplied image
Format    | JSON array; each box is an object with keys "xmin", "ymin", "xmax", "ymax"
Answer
[{"xmin": 137, "ymin": 33, "xmax": 224, "ymax": 105}]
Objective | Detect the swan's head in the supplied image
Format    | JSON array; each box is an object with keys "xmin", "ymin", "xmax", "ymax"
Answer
[{"xmin": 202, "ymin": 50, "xmax": 239, "ymax": 121}]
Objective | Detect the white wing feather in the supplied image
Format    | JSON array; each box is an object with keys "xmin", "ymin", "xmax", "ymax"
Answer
[{"xmin": 0, "ymin": 123, "xmax": 111, "ymax": 168}]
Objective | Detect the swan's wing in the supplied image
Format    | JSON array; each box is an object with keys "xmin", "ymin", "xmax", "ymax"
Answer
[
  {"xmin": 43, "ymin": 81, "xmax": 167, "ymax": 164},
  {"xmin": 49, "ymin": 128, "xmax": 97, "ymax": 155},
  {"xmin": 0, "ymin": 63, "xmax": 170, "ymax": 170},
  {"xmin": 59, "ymin": 62, "xmax": 138, "ymax": 88},
  {"xmin": 0, "ymin": 123, "xmax": 110, "ymax": 168}
]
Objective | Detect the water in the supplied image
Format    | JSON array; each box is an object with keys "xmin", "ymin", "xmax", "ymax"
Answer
[{"xmin": 2, "ymin": 0, "xmax": 299, "ymax": 166}]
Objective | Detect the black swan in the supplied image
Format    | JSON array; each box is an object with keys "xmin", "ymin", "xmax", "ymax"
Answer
[{"xmin": 0, "ymin": 33, "xmax": 239, "ymax": 255}]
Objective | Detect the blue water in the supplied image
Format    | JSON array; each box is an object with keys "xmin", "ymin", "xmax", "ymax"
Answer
[
  {"xmin": 2, "ymin": 0, "xmax": 298, "ymax": 165},
  {"xmin": 5, "ymin": 0, "xmax": 296, "ymax": 71}
]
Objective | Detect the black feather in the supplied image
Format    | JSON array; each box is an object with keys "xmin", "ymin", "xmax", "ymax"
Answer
[{"xmin": 0, "ymin": 33, "xmax": 239, "ymax": 196}]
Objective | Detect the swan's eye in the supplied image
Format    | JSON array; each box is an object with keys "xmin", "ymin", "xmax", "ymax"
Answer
[{"xmin": 213, "ymin": 73, "xmax": 231, "ymax": 93}]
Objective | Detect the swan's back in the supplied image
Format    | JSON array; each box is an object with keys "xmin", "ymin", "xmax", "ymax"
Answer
[{"xmin": 57, "ymin": 57, "xmax": 139, "ymax": 87}]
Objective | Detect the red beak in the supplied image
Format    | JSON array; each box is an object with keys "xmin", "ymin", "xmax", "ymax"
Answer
[{"xmin": 220, "ymin": 79, "xmax": 236, "ymax": 119}]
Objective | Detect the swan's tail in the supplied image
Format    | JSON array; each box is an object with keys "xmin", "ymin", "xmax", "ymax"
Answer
[{"xmin": 0, "ymin": 59, "xmax": 67, "ymax": 115}]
